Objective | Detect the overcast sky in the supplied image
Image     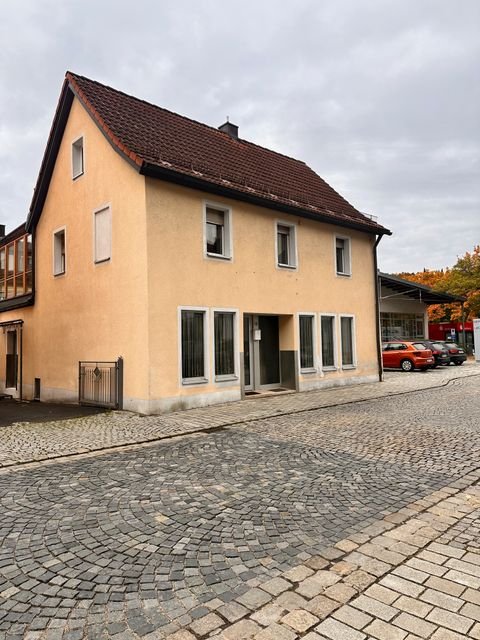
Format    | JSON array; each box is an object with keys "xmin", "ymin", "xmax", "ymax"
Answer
[{"xmin": 1, "ymin": 0, "xmax": 479, "ymax": 272}]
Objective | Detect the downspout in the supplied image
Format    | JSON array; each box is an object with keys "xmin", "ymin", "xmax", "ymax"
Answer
[
  {"xmin": 19, "ymin": 324, "xmax": 23, "ymax": 401},
  {"xmin": 373, "ymin": 235, "xmax": 384, "ymax": 381}
]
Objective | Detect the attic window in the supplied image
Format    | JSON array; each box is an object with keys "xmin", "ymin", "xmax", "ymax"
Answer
[{"xmin": 72, "ymin": 137, "xmax": 84, "ymax": 179}]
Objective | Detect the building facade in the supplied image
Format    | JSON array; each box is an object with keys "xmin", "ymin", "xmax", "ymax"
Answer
[{"xmin": 0, "ymin": 72, "xmax": 391, "ymax": 413}]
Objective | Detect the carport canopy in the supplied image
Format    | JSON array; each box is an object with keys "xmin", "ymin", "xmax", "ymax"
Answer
[{"xmin": 379, "ymin": 272, "xmax": 465, "ymax": 305}]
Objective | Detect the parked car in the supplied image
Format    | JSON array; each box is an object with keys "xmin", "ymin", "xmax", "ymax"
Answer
[
  {"xmin": 420, "ymin": 340, "xmax": 451, "ymax": 367},
  {"xmin": 382, "ymin": 341, "xmax": 434, "ymax": 372},
  {"xmin": 438, "ymin": 341, "xmax": 467, "ymax": 365}
]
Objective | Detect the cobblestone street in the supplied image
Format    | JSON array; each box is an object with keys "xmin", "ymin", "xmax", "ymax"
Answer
[{"xmin": 0, "ymin": 368, "xmax": 479, "ymax": 638}]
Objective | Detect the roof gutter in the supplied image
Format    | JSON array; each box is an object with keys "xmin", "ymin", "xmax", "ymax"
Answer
[{"xmin": 141, "ymin": 162, "xmax": 392, "ymax": 237}]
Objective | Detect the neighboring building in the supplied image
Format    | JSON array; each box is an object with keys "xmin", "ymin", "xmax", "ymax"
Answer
[
  {"xmin": 379, "ymin": 272, "xmax": 464, "ymax": 342},
  {"xmin": 0, "ymin": 72, "xmax": 391, "ymax": 413},
  {"xmin": 429, "ymin": 321, "xmax": 474, "ymax": 354}
]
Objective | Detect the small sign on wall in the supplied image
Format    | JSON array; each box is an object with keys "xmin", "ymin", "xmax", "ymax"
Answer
[{"xmin": 254, "ymin": 330, "xmax": 262, "ymax": 341}]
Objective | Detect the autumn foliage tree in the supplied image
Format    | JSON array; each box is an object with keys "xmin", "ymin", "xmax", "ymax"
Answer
[{"xmin": 396, "ymin": 245, "xmax": 480, "ymax": 322}]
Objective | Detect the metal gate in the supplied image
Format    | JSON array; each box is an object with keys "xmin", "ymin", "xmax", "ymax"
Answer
[{"xmin": 79, "ymin": 358, "xmax": 123, "ymax": 409}]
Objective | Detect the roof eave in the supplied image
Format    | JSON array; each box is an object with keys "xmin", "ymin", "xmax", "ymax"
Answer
[
  {"xmin": 141, "ymin": 162, "xmax": 391, "ymax": 236},
  {"xmin": 26, "ymin": 79, "xmax": 74, "ymax": 232}
]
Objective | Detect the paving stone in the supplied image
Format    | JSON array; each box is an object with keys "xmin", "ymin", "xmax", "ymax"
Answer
[
  {"xmin": 315, "ymin": 617, "xmax": 367, "ymax": 640},
  {"xmin": 236, "ymin": 588, "xmax": 272, "ymax": 610},
  {"xmin": 393, "ymin": 612, "xmax": 437, "ymax": 638},
  {"xmin": 323, "ymin": 582, "xmax": 357, "ymax": 603},
  {"xmin": 250, "ymin": 604, "xmax": 285, "ymax": 626},
  {"xmin": 350, "ymin": 594, "xmax": 398, "ymax": 621},
  {"xmin": 379, "ymin": 575, "xmax": 424, "ymax": 598},
  {"xmin": 222, "ymin": 618, "xmax": 262, "ymax": 639},
  {"xmin": 426, "ymin": 607, "xmax": 474, "ymax": 634},
  {"xmin": 364, "ymin": 584, "xmax": 399, "ymax": 605},
  {"xmin": 217, "ymin": 601, "xmax": 249, "ymax": 623},
  {"xmin": 364, "ymin": 619, "xmax": 408, "ymax": 640},
  {"xmin": 260, "ymin": 578, "xmax": 291, "ymax": 596},
  {"xmin": 459, "ymin": 601, "xmax": 480, "ymax": 622},
  {"xmin": 424, "ymin": 576, "xmax": 465, "ymax": 597},
  {"xmin": 253, "ymin": 622, "xmax": 298, "ymax": 639},
  {"xmin": 281, "ymin": 608, "xmax": 319, "ymax": 633},
  {"xmin": 420, "ymin": 588, "xmax": 463, "ymax": 612},
  {"xmin": 305, "ymin": 594, "xmax": 340, "ymax": 619},
  {"xmin": 394, "ymin": 595, "xmax": 433, "ymax": 618},
  {"xmin": 332, "ymin": 604, "xmax": 372, "ymax": 630},
  {"xmin": 282, "ymin": 566, "xmax": 314, "ymax": 583},
  {"xmin": 189, "ymin": 612, "xmax": 223, "ymax": 636}
]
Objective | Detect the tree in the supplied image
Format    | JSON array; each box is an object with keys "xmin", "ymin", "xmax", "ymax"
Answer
[{"xmin": 396, "ymin": 245, "xmax": 480, "ymax": 322}]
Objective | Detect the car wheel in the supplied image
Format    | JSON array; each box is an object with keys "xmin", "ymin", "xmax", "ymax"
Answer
[
  {"xmin": 454, "ymin": 361, "xmax": 463, "ymax": 365},
  {"xmin": 400, "ymin": 359, "xmax": 414, "ymax": 372}
]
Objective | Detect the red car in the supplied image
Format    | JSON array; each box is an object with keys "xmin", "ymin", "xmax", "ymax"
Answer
[{"xmin": 382, "ymin": 341, "xmax": 434, "ymax": 372}]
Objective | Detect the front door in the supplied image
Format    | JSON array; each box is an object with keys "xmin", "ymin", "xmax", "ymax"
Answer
[
  {"xmin": 243, "ymin": 314, "xmax": 280, "ymax": 391},
  {"xmin": 6, "ymin": 330, "xmax": 18, "ymax": 389}
]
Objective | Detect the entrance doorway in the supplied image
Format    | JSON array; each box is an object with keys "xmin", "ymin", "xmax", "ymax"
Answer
[
  {"xmin": 243, "ymin": 314, "xmax": 280, "ymax": 392},
  {"xmin": 6, "ymin": 330, "xmax": 18, "ymax": 389}
]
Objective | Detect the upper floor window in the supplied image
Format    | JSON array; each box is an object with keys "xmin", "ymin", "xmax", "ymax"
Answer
[
  {"xmin": 53, "ymin": 228, "xmax": 66, "ymax": 276},
  {"xmin": 335, "ymin": 236, "xmax": 351, "ymax": 276},
  {"xmin": 205, "ymin": 204, "xmax": 232, "ymax": 259},
  {"xmin": 277, "ymin": 222, "xmax": 297, "ymax": 268},
  {"xmin": 94, "ymin": 206, "xmax": 111, "ymax": 263},
  {"xmin": 72, "ymin": 137, "xmax": 84, "ymax": 179},
  {"xmin": 0, "ymin": 234, "xmax": 33, "ymax": 301}
]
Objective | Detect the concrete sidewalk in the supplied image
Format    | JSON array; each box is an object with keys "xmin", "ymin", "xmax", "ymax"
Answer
[{"xmin": 0, "ymin": 363, "xmax": 479, "ymax": 468}]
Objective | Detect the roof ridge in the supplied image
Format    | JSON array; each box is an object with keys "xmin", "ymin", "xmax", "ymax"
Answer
[{"xmin": 65, "ymin": 71, "xmax": 310, "ymax": 167}]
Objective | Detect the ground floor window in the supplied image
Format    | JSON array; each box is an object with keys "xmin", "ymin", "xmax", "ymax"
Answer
[
  {"xmin": 181, "ymin": 310, "xmax": 206, "ymax": 381},
  {"xmin": 214, "ymin": 311, "xmax": 235, "ymax": 377},
  {"xmin": 321, "ymin": 315, "xmax": 335, "ymax": 368},
  {"xmin": 381, "ymin": 312, "xmax": 424, "ymax": 341},
  {"xmin": 299, "ymin": 315, "xmax": 315, "ymax": 370},
  {"xmin": 340, "ymin": 316, "xmax": 355, "ymax": 367}
]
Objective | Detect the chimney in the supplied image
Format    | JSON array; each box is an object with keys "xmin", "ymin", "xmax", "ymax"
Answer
[
  {"xmin": 218, "ymin": 119, "xmax": 239, "ymax": 139},
  {"xmin": 0, "ymin": 225, "xmax": 5, "ymax": 241}
]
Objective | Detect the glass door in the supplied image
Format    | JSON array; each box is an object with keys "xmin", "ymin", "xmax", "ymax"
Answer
[{"xmin": 243, "ymin": 315, "xmax": 253, "ymax": 391}]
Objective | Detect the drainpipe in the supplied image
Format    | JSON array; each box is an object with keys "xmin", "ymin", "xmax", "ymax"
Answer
[
  {"xmin": 373, "ymin": 235, "xmax": 384, "ymax": 381},
  {"xmin": 19, "ymin": 324, "xmax": 23, "ymax": 401}
]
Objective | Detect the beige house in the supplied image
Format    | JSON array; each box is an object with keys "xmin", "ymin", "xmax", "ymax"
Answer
[{"xmin": 0, "ymin": 72, "xmax": 391, "ymax": 413}]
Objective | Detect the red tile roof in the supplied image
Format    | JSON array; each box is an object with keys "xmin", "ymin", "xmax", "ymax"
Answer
[{"xmin": 64, "ymin": 72, "xmax": 388, "ymax": 235}]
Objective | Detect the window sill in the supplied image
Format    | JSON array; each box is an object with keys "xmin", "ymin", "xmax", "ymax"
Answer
[
  {"xmin": 277, "ymin": 263, "xmax": 297, "ymax": 270},
  {"xmin": 182, "ymin": 377, "xmax": 208, "ymax": 386},
  {"xmin": 95, "ymin": 258, "xmax": 111, "ymax": 265},
  {"xmin": 206, "ymin": 252, "xmax": 231, "ymax": 261},
  {"xmin": 215, "ymin": 374, "xmax": 239, "ymax": 383},
  {"xmin": 336, "ymin": 271, "xmax": 351, "ymax": 277},
  {"xmin": 300, "ymin": 367, "xmax": 317, "ymax": 375},
  {"xmin": 322, "ymin": 366, "xmax": 337, "ymax": 372},
  {"xmin": 342, "ymin": 364, "xmax": 356, "ymax": 370},
  {"xmin": 72, "ymin": 171, "xmax": 84, "ymax": 181},
  {"xmin": 53, "ymin": 271, "xmax": 66, "ymax": 278}
]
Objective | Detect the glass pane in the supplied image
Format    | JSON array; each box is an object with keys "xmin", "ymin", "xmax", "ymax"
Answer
[
  {"xmin": 0, "ymin": 247, "xmax": 5, "ymax": 271},
  {"xmin": 15, "ymin": 274, "xmax": 24, "ymax": 297},
  {"xmin": 26, "ymin": 236, "xmax": 33, "ymax": 271},
  {"xmin": 341, "ymin": 317, "xmax": 353, "ymax": 365},
  {"xmin": 321, "ymin": 316, "xmax": 334, "ymax": 367},
  {"xmin": 243, "ymin": 316, "xmax": 251, "ymax": 387},
  {"xmin": 16, "ymin": 238, "xmax": 25, "ymax": 273},
  {"xmin": 336, "ymin": 245, "xmax": 344, "ymax": 272},
  {"xmin": 206, "ymin": 222, "xmax": 223, "ymax": 255},
  {"xmin": 215, "ymin": 312, "xmax": 235, "ymax": 376},
  {"xmin": 7, "ymin": 245, "xmax": 14, "ymax": 277},
  {"xmin": 25, "ymin": 269, "xmax": 33, "ymax": 294},
  {"xmin": 6, "ymin": 278, "xmax": 14, "ymax": 298},
  {"xmin": 259, "ymin": 316, "xmax": 279, "ymax": 385},
  {"xmin": 277, "ymin": 229, "xmax": 289, "ymax": 265},
  {"xmin": 181, "ymin": 310, "xmax": 205, "ymax": 379},
  {"xmin": 0, "ymin": 279, "xmax": 5, "ymax": 301},
  {"xmin": 300, "ymin": 316, "xmax": 314, "ymax": 369}
]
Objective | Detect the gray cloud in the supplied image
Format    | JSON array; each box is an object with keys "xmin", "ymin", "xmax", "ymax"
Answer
[{"xmin": 1, "ymin": 0, "xmax": 479, "ymax": 272}]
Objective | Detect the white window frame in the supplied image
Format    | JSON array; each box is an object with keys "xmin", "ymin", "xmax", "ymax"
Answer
[
  {"xmin": 203, "ymin": 201, "xmax": 233, "ymax": 260},
  {"xmin": 93, "ymin": 204, "xmax": 112, "ymax": 264},
  {"xmin": 319, "ymin": 313, "xmax": 337, "ymax": 371},
  {"xmin": 211, "ymin": 308, "xmax": 239, "ymax": 383},
  {"xmin": 178, "ymin": 306, "xmax": 209, "ymax": 385},
  {"xmin": 334, "ymin": 234, "xmax": 352, "ymax": 277},
  {"xmin": 297, "ymin": 313, "xmax": 317, "ymax": 373},
  {"xmin": 52, "ymin": 226, "xmax": 66, "ymax": 277},
  {"xmin": 72, "ymin": 135, "xmax": 85, "ymax": 180},
  {"xmin": 339, "ymin": 314, "xmax": 357, "ymax": 369},
  {"xmin": 275, "ymin": 220, "xmax": 297, "ymax": 269}
]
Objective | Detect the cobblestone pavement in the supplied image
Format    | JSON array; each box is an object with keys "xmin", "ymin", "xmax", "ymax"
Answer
[
  {"xmin": 0, "ymin": 375, "xmax": 479, "ymax": 638},
  {"xmin": 0, "ymin": 362, "xmax": 479, "ymax": 468}
]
